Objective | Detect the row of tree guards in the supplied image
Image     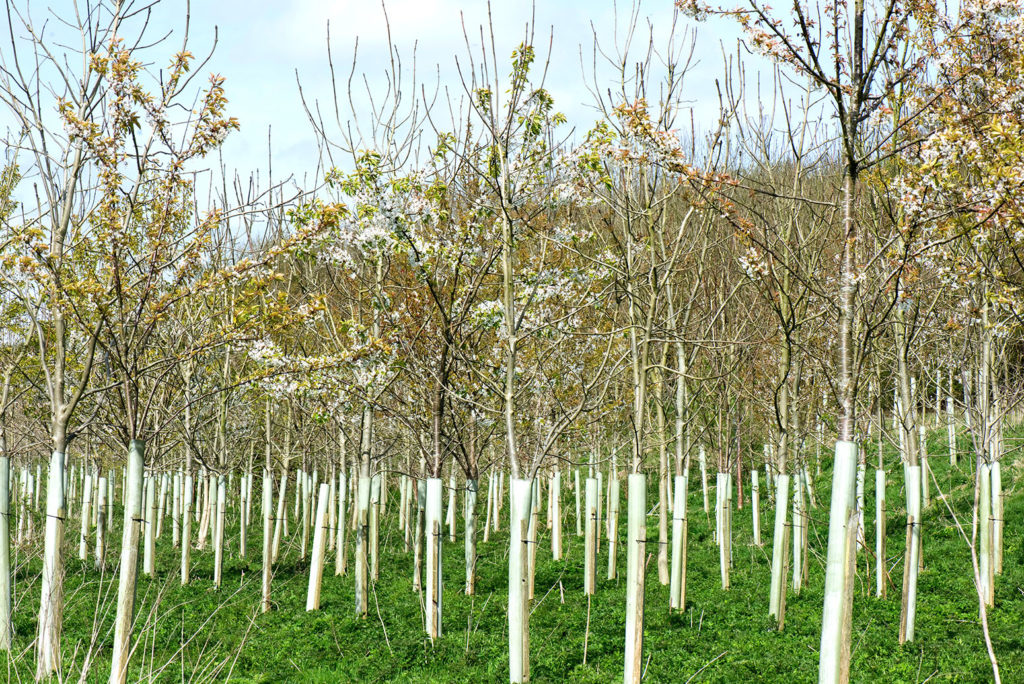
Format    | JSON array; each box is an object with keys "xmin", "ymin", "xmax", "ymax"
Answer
[{"xmin": 0, "ymin": 393, "xmax": 1012, "ymax": 683}]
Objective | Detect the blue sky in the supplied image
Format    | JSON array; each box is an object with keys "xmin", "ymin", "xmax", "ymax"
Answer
[
  {"xmin": 171, "ymin": 0, "xmax": 752, "ymax": 186},
  {"xmin": 2, "ymin": 1, "xmax": 758, "ymax": 193}
]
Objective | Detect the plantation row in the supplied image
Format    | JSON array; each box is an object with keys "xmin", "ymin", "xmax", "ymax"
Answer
[{"xmin": 1, "ymin": 418, "xmax": 1019, "ymax": 682}]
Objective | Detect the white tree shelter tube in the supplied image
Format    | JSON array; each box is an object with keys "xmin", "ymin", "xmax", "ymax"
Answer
[
  {"xmin": 946, "ymin": 396, "xmax": 956, "ymax": 465},
  {"xmin": 527, "ymin": 478, "xmax": 539, "ymax": 600},
  {"xmin": 669, "ymin": 474, "xmax": 687, "ymax": 611},
  {"xmin": 769, "ymin": 473, "xmax": 791, "ymax": 624},
  {"xmin": 213, "ymin": 474, "xmax": 226, "ymax": 586},
  {"xmin": 624, "ymin": 474, "xmax": 647, "ymax": 684},
  {"xmin": 550, "ymin": 472, "xmax": 562, "ymax": 561},
  {"xmin": 792, "ymin": 470, "xmax": 805, "ymax": 595},
  {"xmin": 413, "ymin": 478, "xmax": 425, "ymax": 592},
  {"xmin": 574, "ymin": 469, "xmax": 582, "ymax": 536},
  {"xmin": 751, "ymin": 470, "xmax": 761, "ymax": 546},
  {"xmin": 144, "ymin": 475, "xmax": 157, "ymax": 577},
  {"xmin": 508, "ymin": 478, "xmax": 533, "ymax": 683},
  {"xmin": 699, "ymin": 446, "xmax": 709, "ymax": 513},
  {"xmin": 818, "ymin": 440, "xmax": 858, "ymax": 684},
  {"xmin": 369, "ymin": 474, "xmax": 381, "ymax": 582},
  {"xmin": 306, "ymin": 483, "xmax": 330, "ymax": 610},
  {"xmin": 399, "ymin": 474, "xmax": 408, "ymax": 537},
  {"xmin": 874, "ymin": 469, "xmax": 886, "ymax": 598},
  {"xmin": 0, "ymin": 453, "xmax": 10, "ymax": 649},
  {"xmin": 157, "ymin": 472, "xmax": 168, "ymax": 539},
  {"xmin": 181, "ymin": 472, "xmax": 194, "ymax": 584},
  {"xmin": 271, "ymin": 472, "xmax": 287, "ymax": 563},
  {"xmin": 79, "ymin": 472, "xmax": 93, "ymax": 561},
  {"xmin": 899, "ymin": 465, "xmax": 921, "ymax": 643},
  {"xmin": 335, "ymin": 470, "xmax": 348, "ymax": 576},
  {"xmin": 484, "ymin": 473, "xmax": 493, "ymax": 543},
  {"xmin": 354, "ymin": 476, "xmax": 371, "ymax": 617},
  {"xmin": 979, "ymin": 462, "xmax": 993, "ymax": 606},
  {"xmin": 716, "ymin": 472, "xmax": 731, "ymax": 589},
  {"xmin": 328, "ymin": 471, "xmax": 337, "ymax": 553},
  {"xmin": 991, "ymin": 461, "xmax": 1003, "ymax": 575},
  {"xmin": 446, "ymin": 474, "xmax": 457, "ymax": 543},
  {"xmin": 584, "ymin": 478, "xmax": 597, "ymax": 595},
  {"xmin": 606, "ymin": 476, "xmax": 620, "ymax": 580},
  {"xmin": 36, "ymin": 449, "xmax": 66, "ymax": 678},
  {"xmin": 262, "ymin": 468, "xmax": 273, "ymax": 613},
  {"xmin": 465, "ymin": 478, "xmax": 478, "ymax": 594},
  {"xmin": 95, "ymin": 477, "xmax": 108, "ymax": 570},
  {"xmin": 110, "ymin": 440, "xmax": 146, "ymax": 684},
  {"xmin": 425, "ymin": 478, "xmax": 443, "ymax": 640},
  {"xmin": 918, "ymin": 425, "xmax": 930, "ymax": 509}
]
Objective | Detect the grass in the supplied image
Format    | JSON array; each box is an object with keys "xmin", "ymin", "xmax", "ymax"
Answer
[{"xmin": 3, "ymin": 426, "xmax": 1023, "ymax": 682}]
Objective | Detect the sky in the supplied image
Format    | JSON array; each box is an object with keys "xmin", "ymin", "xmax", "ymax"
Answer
[
  {"xmin": 173, "ymin": 0, "xmax": 754, "ymax": 186},
  {"xmin": 3, "ymin": 0, "xmax": 761, "ymax": 193}
]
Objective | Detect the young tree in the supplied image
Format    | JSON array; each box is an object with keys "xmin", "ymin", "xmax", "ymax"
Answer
[{"xmin": 676, "ymin": 0, "xmax": 937, "ymax": 678}]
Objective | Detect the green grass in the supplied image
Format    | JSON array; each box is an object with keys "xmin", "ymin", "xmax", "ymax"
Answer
[{"xmin": 4, "ymin": 427, "xmax": 1023, "ymax": 682}]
